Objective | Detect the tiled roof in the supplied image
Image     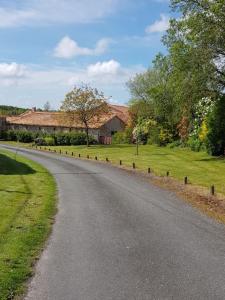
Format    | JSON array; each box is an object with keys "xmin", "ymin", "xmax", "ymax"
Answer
[{"xmin": 6, "ymin": 104, "xmax": 129, "ymax": 129}]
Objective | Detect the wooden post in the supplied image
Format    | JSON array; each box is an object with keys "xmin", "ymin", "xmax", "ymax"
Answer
[
  {"xmin": 65, "ymin": 151, "xmax": 67, "ymax": 155},
  {"xmin": 148, "ymin": 167, "xmax": 151, "ymax": 174},
  {"xmin": 106, "ymin": 157, "xmax": 109, "ymax": 162},
  {"xmin": 166, "ymin": 171, "xmax": 169, "ymax": 177},
  {"xmin": 184, "ymin": 176, "xmax": 188, "ymax": 184},
  {"xmin": 79, "ymin": 153, "xmax": 81, "ymax": 158},
  {"xmin": 60, "ymin": 149, "xmax": 61, "ymax": 154},
  {"xmin": 211, "ymin": 185, "xmax": 215, "ymax": 196},
  {"xmin": 87, "ymin": 155, "xmax": 89, "ymax": 159},
  {"xmin": 120, "ymin": 160, "xmax": 122, "ymax": 165},
  {"xmin": 133, "ymin": 162, "xmax": 135, "ymax": 169},
  {"xmin": 72, "ymin": 152, "xmax": 73, "ymax": 156},
  {"xmin": 95, "ymin": 156, "xmax": 98, "ymax": 160}
]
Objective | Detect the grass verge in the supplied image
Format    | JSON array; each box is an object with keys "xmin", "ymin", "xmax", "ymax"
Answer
[
  {"xmin": 35, "ymin": 144, "xmax": 225, "ymax": 195},
  {"xmin": 0, "ymin": 148, "xmax": 57, "ymax": 300}
]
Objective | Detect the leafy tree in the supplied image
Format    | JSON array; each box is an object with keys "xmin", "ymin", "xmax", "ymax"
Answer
[
  {"xmin": 206, "ymin": 96, "xmax": 225, "ymax": 156},
  {"xmin": 61, "ymin": 84, "xmax": 108, "ymax": 147}
]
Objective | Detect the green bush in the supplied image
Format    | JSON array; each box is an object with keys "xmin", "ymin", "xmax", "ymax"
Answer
[
  {"xmin": 0, "ymin": 130, "xmax": 8, "ymax": 140},
  {"xmin": 70, "ymin": 132, "xmax": 87, "ymax": 145},
  {"xmin": 16, "ymin": 131, "xmax": 34, "ymax": 143},
  {"xmin": 44, "ymin": 136, "xmax": 55, "ymax": 146},
  {"xmin": 2, "ymin": 130, "xmax": 96, "ymax": 146},
  {"xmin": 34, "ymin": 137, "xmax": 46, "ymax": 146},
  {"xmin": 206, "ymin": 96, "xmax": 225, "ymax": 156},
  {"xmin": 168, "ymin": 140, "xmax": 183, "ymax": 148},
  {"xmin": 7, "ymin": 130, "xmax": 18, "ymax": 141},
  {"xmin": 187, "ymin": 136, "xmax": 202, "ymax": 152},
  {"xmin": 112, "ymin": 128, "xmax": 133, "ymax": 144},
  {"xmin": 148, "ymin": 126, "xmax": 172, "ymax": 146}
]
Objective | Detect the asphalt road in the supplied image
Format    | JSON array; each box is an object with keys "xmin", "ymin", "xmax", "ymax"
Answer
[{"xmin": 2, "ymin": 145, "xmax": 225, "ymax": 300}]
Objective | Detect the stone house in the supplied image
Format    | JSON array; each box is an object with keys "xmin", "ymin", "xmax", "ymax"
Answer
[{"xmin": 2, "ymin": 105, "xmax": 129, "ymax": 144}]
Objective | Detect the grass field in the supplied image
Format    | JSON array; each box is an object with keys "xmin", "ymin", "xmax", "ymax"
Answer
[
  {"xmin": 0, "ymin": 149, "xmax": 56, "ymax": 300},
  {"xmin": 33, "ymin": 143, "xmax": 225, "ymax": 196}
]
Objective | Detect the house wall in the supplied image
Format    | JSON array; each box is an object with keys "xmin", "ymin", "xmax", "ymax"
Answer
[
  {"xmin": 7, "ymin": 123, "xmax": 100, "ymax": 140},
  {"xmin": 99, "ymin": 117, "xmax": 125, "ymax": 137}
]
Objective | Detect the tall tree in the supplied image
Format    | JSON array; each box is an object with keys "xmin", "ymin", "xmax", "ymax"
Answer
[{"xmin": 61, "ymin": 84, "xmax": 108, "ymax": 147}]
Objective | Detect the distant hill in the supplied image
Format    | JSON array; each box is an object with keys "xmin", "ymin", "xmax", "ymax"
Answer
[{"xmin": 0, "ymin": 105, "xmax": 28, "ymax": 116}]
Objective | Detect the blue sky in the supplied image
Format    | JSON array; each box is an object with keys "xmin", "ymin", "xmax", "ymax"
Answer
[{"xmin": 0, "ymin": 0, "xmax": 171, "ymax": 109}]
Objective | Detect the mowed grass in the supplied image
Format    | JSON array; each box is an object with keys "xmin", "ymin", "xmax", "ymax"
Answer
[
  {"xmin": 39, "ymin": 143, "xmax": 225, "ymax": 195},
  {"xmin": 0, "ymin": 149, "xmax": 56, "ymax": 300}
]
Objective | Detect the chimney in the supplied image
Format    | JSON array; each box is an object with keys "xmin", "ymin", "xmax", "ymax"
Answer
[{"xmin": 31, "ymin": 107, "xmax": 36, "ymax": 112}]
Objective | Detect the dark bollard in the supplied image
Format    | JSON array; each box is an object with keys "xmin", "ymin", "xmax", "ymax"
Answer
[
  {"xmin": 133, "ymin": 162, "xmax": 135, "ymax": 169},
  {"xmin": 184, "ymin": 176, "xmax": 188, "ymax": 184},
  {"xmin": 120, "ymin": 160, "xmax": 122, "ymax": 165},
  {"xmin": 106, "ymin": 157, "xmax": 109, "ymax": 162},
  {"xmin": 211, "ymin": 185, "xmax": 215, "ymax": 196},
  {"xmin": 79, "ymin": 154, "xmax": 81, "ymax": 158},
  {"xmin": 95, "ymin": 156, "xmax": 98, "ymax": 160},
  {"xmin": 72, "ymin": 152, "xmax": 73, "ymax": 156},
  {"xmin": 87, "ymin": 155, "xmax": 89, "ymax": 159},
  {"xmin": 166, "ymin": 171, "xmax": 169, "ymax": 177},
  {"xmin": 60, "ymin": 149, "xmax": 61, "ymax": 154},
  {"xmin": 148, "ymin": 167, "xmax": 151, "ymax": 174}
]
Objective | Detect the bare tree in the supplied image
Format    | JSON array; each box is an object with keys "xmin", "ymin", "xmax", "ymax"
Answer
[
  {"xmin": 61, "ymin": 84, "xmax": 109, "ymax": 146},
  {"xmin": 44, "ymin": 101, "xmax": 51, "ymax": 111}
]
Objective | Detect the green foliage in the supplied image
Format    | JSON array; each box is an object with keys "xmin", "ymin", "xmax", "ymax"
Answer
[
  {"xmin": 44, "ymin": 136, "xmax": 55, "ymax": 146},
  {"xmin": 148, "ymin": 126, "xmax": 172, "ymax": 147},
  {"xmin": 0, "ymin": 105, "xmax": 27, "ymax": 116},
  {"xmin": 16, "ymin": 131, "xmax": 35, "ymax": 143},
  {"xmin": 6, "ymin": 130, "xmax": 18, "ymax": 141},
  {"xmin": 206, "ymin": 96, "xmax": 225, "ymax": 156},
  {"xmin": 127, "ymin": 0, "xmax": 225, "ymax": 154},
  {"xmin": 112, "ymin": 128, "xmax": 133, "ymax": 144},
  {"xmin": 187, "ymin": 136, "xmax": 203, "ymax": 152},
  {"xmin": 3, "ymin": 130, "xmax": 96, "ymax": 146}
]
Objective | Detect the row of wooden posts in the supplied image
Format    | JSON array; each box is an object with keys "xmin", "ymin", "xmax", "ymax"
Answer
[{"xmin": 35, "ymin": 145, "xmax": 216, "ymax": 196}]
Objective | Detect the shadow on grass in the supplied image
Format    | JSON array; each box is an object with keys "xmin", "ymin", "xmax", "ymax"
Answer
[
  {"xmin": 0, "ymin": 153, "xmax": 36, "ymax": 175},
  {"xmin": 196, "ymin": 156, "xmax": 225, "ymax": 162}
]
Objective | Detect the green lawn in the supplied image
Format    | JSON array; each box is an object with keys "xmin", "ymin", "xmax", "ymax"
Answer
[
  {"xmin": 0, "ymin": 149, "xmax": 56, "ymax": 300},
  {"xmin": 37, "ymin": 143, "xmax": 225, "ymax": 195}
]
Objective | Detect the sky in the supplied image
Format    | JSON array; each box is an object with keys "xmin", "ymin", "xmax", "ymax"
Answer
[{"xmin": 0, "ymin": 0, "xmax": 171, "ymax": 109}]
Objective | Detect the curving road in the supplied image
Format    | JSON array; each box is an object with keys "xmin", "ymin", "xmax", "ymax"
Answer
[{"xmin": 2, "ymin": 145, "xmax": 225, "ymax": 300}]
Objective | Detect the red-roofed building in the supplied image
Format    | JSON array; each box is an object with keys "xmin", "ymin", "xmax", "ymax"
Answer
[{"xmin": 2, "ymin": 104, "xmax": 129, "ymax": 144}]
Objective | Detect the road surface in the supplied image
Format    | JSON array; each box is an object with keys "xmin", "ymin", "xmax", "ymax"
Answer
[{"xmin": 2, "ymin": 145, "xmax": 225, "ymax": 300}]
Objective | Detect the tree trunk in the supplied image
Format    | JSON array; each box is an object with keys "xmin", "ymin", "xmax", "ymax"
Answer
[{"xmin": 85, "ymin": 125, "xmax": 89, "ymax": 147}]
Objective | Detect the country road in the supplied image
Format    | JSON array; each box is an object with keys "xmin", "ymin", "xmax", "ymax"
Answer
[{"xmin": 1, "ymin": 145, "xmax": 225, "ymax": 300}]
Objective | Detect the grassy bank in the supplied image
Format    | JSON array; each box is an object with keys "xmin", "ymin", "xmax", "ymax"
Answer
[
  {"xmin": 0, "ymin": 149, "xmax": 56, "ymax": 299},
  {"xmin": 33, "ymin": 143, "xmax": 225, "ymax": 196}
]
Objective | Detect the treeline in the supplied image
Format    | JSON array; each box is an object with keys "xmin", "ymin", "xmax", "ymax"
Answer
[
  {"xmin": 126, "ymin": 0, "xmax": 225, "ymax": 156},
  {"xmin": 0, "ymin": 105, "xmax": 27, "ymax": 116}
]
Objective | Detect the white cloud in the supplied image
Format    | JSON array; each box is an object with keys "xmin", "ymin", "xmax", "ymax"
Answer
[
  {"xmin": 54, "ymin": 36, "xmax": 110, "ymax": 59},
  {"xmin": 0, "ymin": 61, "xmax": 145, "ymax": 107},
  {"xmin": 145, "ymin": 14, "xmax": 170, "ymax": 34},
  {"xmin": 0, "ymin": 62, "xmax": 27, "ymax": 86},
  {"xmin": 0, "ymin": 0, "xmax": 119, "ymax": 28},
  {"xmin": 87, "ymin": 60, "xmax": 121, "ymax": 76}
]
